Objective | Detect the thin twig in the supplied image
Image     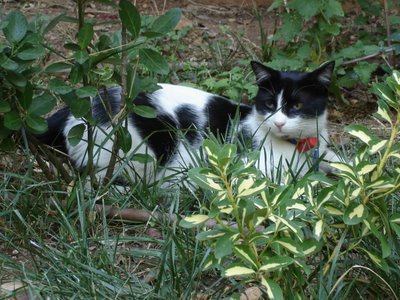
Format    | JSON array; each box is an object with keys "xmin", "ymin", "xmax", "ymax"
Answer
[
  {"xmin": 28, "ymin": 139, "xmax": 55, "ymax": 182},
  {"xmin": 95, "ymin": 204, "xmax": 266, "ymax": 233},
  {"xmin": 341, "ymin": 46, "xmax": 396, "ymax": 65},
  {"xmin": 29, "ymin": 134, "xmax": 72, "ymax": 183}
]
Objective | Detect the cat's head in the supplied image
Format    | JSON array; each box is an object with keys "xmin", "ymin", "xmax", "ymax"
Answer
[{"xmin": 251, "ymin": 61, "xmax": 335, "ymax": 139}]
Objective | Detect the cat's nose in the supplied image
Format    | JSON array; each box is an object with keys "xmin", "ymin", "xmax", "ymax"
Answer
[{"xmin": 274, "ymin": 121, "xmax": 285, "ymax": 130}]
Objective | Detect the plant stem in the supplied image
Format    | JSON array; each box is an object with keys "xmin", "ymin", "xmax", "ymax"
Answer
[
  {"xmin": 376, "ymin": 111, "xmax": 400, "ymax": 178},
  {"xmin": 104, "ymin": 24, "xmax": 128, "ymax": 183}
]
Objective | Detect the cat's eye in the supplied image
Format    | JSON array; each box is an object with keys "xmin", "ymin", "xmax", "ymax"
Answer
[
  {"xmin": 293, "ymin": 102, "xmax": 303, "ymax": 110},
  {"xmin": 265, "ymin": 102, "xmax": 275, "ymax": 110}
]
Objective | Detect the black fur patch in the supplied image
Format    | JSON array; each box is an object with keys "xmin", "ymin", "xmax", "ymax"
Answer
[
  {"xmin": 175, "ymin": 105, "xmax": 202, "ymax": 144},
  {"xmin": 92, "ymin": 86, "xmax": 122, "ymax": 125},
  {"xmin": 205, "ymin": 96, "xmax": 252, "ymax": 138},
  {"xmin": 36, "ymin": 106, "xmax": 70, "ymax": 153},
  {"xmin": 129, "ymin": 93, "xmax": 178, "ymax": 165}
]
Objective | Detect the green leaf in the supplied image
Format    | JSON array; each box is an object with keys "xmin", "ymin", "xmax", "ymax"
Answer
[
  {"xmin": 4, "ymin": 111, "xmax": 22, "ymax": 130},
  {"xmin": 274, "ymin": 238, "xmax": 303, "ymax": 256},
  {"xmin": 5, "ymin": 71, "xmax": 27, "ymax": 88},
  {"xmin": 179, "ymin": 214, "xmax": 209, "ymax": 228},
  {"xmin": 356, "ymin": 161, "xmax": 376, "ymax": 176},
  {"xmin": 314, "ymin": 219, "xmax": 324, "ymax": 241},
  {"xmin": 74, "ymin": 50, "xmax": 90, "ymax": 64},
  {"xmin": 354, "ymin": 62, "xmax": 378, "ymax": 84},
  {"xmin": 368, "ymin": 139, "xmax": 387, "ymax": 155},
  {"xmin": 344, "ymin": 202, "xmax": 368, "ymax": 225},
  {"xmin": 261, "ymin": 277, "xmax": 284, "ymax": 300},
  {"xmin": 0, "ymin": 100, "xmax": 11, "ymax": 113},
  {"xmin": 0, "ymin": 53, "xmax": 18, "ymax": 70},
  {"xmin": 77, "ymin": 23, "xmax": 93, "ymax": 49},
  {"xmin": 116, "ymin": 126, "xmax": 132, "ymax": 153},
  {"xmin": 48, "ymin": 79, "xmax": 73, "ymax": 95},
  {"xmin": 324, "ymin": 0, "xmax": 344, "ymax": 18},
  {"xmin": 16, "ymin": 46, "xmax": 46, "ymax": 60},
  {"xmin": 273, "ymin": 13, "xmax": 302, "ymax": 42},
  {"xmin": 373, "ymin": 82, "xmax": 397, "ymax": 109},
  {"xmin": 3, "ymin": 11, "xmax": 28, "ymax": 43},
  {"xmin": 75, "ymin": 86, "xmax": 97, "ymax": 98},
  {"xmin": 45, "ymin": 62, "xmax": 73, "ymax": 73},
  {"xmin": 302, "ymin": 239, "xmax": 323, "ymax": 256},
  {"xmin": 119, "ymin": 0, "xmax": 141, "ymax": 39},
  {"xmin": 345, "ymin": 124, "xmax": 376, "ymax": 145},
  {"xmin": 203, "ymin": 139, "xmax": 220, "ymax": 165},
  {"xmin": 69, "ymin": 63, "xmax": 84, "ymax": 85},
  {"xmin": 133, "ymin": 105, "xmax": 157, "ymax": 118},
  {"xmin": 138, "ymin": 48, "xmax": 169, "ymax": 75},
  {"xmin": 390, "ymin": 213, "xmax": 400, "ymax": 224},
  {"xmin": 366, "ymin": 219, "xmax": 391, "ymax": 258},
  {"xmin": 70, "ymin": 99, "xmax": 90, "ymax": 118},
  {"xmin": 215, "ymin": 232, "xmax": 235, "ymax": 259},
  {"xmin": 259, "ymin": 256, "xmax": 295, "ymax": 272},
  {"xmin": 224, "ymin": 265, "xmax": 255, "ymax": 277},
  {"xmin": 150, "ymin": 8, "xmax": 181, "ymax": 34},
  {"xmin": 17, "ymin": 82, "xmax": 33, "ymax": 110},
  {"xmin": 363, "ymin": 249, "xmax": 389, "ymax": 272},
  {"xmin": 374, "ymin": 99, "xmax": 392, "ymax": 124},
  {"xmin": 274, "ymin": 216, "xmax": 304, "ymax": 241},
  {"xmin": 196, "ymin": 229, "xmax": 225, "ymax": 241},
  {"xmin": 289, "ymin": 0, "xmax": 321, "ymax": 20},
  {"xmin": 238, "ymin": 177, "xmax": 268, "ymax": 197},
  {"xmin": 390, "ymin": 222, "xmax": 400, "ymax": 238},
  {"xmin": 130, "ymin": 153, "xmax": 154, "ymax": 164},
  {"xmin": 67, "ymin": 123, "xmax": 85, "ymax": 146},
  {"xmin": 28, "ymin": 93, "xmax": 56, "ymax": 116},
  {"xmin": 26, "ymin": 114, "xmax": 47, "ymax": 133},
  {"xmin": 366, "ymin": 178, "xmax": 395, "ymax": 191},
  {"xmin": 233, "ymin": 245, "xmax": 258, "ymax": 269},
  {"xmin": 188, "ymin": 167, "xmax": 223, "ymax": 191}
]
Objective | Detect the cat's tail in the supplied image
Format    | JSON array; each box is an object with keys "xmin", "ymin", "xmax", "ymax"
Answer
[{"xmin": 35, "ymin": 106, "xmax": 71, "ymax": 153}]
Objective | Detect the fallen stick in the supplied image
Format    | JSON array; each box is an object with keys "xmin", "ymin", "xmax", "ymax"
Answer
[{"xmin": 95, "ymin": 204, "xmax": 265, "ymax": 232}]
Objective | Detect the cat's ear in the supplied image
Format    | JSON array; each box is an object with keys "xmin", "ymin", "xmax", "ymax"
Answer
[
  {"xmin": 251, "ymin": 61, "xmax": 277, "ymax": 84},
  {"xmin": 312, "ymin": 61, "xmax": 335, "ymax": 85}
]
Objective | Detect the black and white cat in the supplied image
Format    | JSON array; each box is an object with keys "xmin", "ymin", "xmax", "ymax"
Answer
[{"xmin": 39, "ymin": 61, "xmax": 339, "ymax": 183}]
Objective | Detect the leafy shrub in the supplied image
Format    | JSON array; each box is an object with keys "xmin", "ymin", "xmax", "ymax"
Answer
[
  {"xmin": 180, "ymin": 71, "xmax": 400, "ymax": 298},
  {"xmin": 264, "ymin": 0, "xmax": 399, "ymax": 91}
]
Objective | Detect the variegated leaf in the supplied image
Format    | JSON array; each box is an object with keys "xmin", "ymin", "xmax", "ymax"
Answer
[{"xmin": 224, "ymin": 265, "xmax": 255, "ymax": 277}]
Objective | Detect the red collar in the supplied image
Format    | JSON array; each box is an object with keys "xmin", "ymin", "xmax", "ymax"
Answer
[{"xmin": 287, "ymin": 137, "xmax": 318, "ymax": 153}]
